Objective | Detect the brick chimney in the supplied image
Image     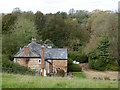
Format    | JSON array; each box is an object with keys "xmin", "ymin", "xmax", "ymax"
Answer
[
  {"xmin": 41, "ymin": 44, "xmax": 45, "ymax": 76},
  {"xmin": 32, "ymin": 37, "xmax": 36, "ymax": 42},
  {"xmin": 24, "ymin": 46, "xmax": 29, "ymax": 56}
]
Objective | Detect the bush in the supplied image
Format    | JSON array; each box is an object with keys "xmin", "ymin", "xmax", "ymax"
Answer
[
  {"xmin": 104, "ymin": 77, "xmax": 110, "ymax": 80},
  {"xmin": 68, "ymin": 58, "xmax": 73, "ymax": 66},
  {"xmin": 88, "ymin": 36, "xmax": 111, "ymax": 71},
  {"xmin": 94, "ymin": 59, "xmax": 105, "ymax": 71},
  {"xmin": 78, "ymin": 55, "xmax": 88, "ymax": 63},
  {"xmin": 69, "ymin": 64, "xmax": 82, "ymax": 72},
  {"xmin": 2, "ymin": 54, "xmax": 36, "ymax": 75},
  {"xmin": 68, "ymin": 52, "xmax": 77, "ymax": 61},
  {"xmin": 106, "ymin": 61, "xmax": 119, "ymax": 71},
  {"xmin": 68, "ymin": 52, "xmax": 88, "ymax": 63},
  {"xmin": 55, "ymin": 69, "xmax": 65, "ymax": 77}
]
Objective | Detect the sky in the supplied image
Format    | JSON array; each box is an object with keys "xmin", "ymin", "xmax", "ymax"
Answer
[{"xmin": 0, "ymin": 0, "xmax": 119, "ymax": 14}]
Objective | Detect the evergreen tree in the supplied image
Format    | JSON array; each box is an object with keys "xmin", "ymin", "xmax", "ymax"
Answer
[{"xmin": 88, "ymin": 36, "xmax": 111, "ymax": 71}]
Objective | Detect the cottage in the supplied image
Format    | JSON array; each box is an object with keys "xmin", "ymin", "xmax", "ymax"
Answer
[{"xmin": 13, "ymin": 38, "xmax": 68, "ymax": 76}]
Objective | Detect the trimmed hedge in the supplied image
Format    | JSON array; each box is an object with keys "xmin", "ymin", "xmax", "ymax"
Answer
[
  {"xmin": 2, "ymin": 54, "xmax": 36, "ymax": 75},
  {"xmin": 69, "ymin": 64, "xmax": 82, "ymax": 72}
]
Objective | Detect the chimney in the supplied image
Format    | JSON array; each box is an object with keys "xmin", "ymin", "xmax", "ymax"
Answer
[
  {"xmin": 24, "ymin": 46, "xmax": 29, "ymax": 56},
  {"xmin": 41, "ymin": 44, "xmax": 45, "ymax": 76},
  {"xmin": 32, "ymin": 37, "xmax": 36, "ymax": 42}
]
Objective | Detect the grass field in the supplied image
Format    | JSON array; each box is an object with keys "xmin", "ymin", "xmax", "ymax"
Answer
[
  {"xmin": 72, "ymin": 73, "xmax": 86, "ymax": 79},
  {"xmin": 2, "ymin": 73, "xmax": 118, "ymax": 88}
]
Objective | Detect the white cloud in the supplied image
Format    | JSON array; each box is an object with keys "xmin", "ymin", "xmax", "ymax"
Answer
[{"xmin": 0, "ymin": 0, "xmax": 119, "ymax": 14}]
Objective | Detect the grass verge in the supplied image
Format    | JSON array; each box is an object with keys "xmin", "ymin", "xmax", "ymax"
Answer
[
  {"xmin": 72, "ymin": 72, "xmax": 86, "ymax": 79},
  {"xmin": 2, "ymin": 73, "xmax": 118, "ymax": 88}
]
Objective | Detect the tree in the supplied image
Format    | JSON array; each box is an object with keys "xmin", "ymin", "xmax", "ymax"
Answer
[
  {"xmin": 68, "ymin": 8, "xmax": 75, "ymax": 15},
  {"xmin": 2, "ymin": 12, "xmax": 37, "ymax": 60},
  {"xmin": 88, "ymin": 36, "xmax": 111, "ymax": 71},
  {"xmin": 42, "ymin": 14, "xmax": 69, "ymax": 47},
  {"xmin": 57, "ymin": 11, "xmax": 67, "ymax": 19},
  {"xmin": 34, "ymin": 11, "xmax": 45, "ymax": 38},
  {"xmin": 12, "ymin": 7, "xmax": 22, "ymax": 14},
  {"xmin": 65, "ymin": 19, "xmax": 90, "ymax": 51},
  {"xmin": 2, "ymin": 13, "xmax": 17, "ymax": 33},
  {"xmin": 85, "ymin": 10, "xmax": 118, "ymax": 60},
  {"xmin": 44, "ymin": 39, "xmax": 53, "ymax": 44}
]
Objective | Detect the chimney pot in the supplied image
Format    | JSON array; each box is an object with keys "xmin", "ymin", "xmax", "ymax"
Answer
[{"xmin": 32, "ymin": 37, "xmax": 36, "ymax": 42}]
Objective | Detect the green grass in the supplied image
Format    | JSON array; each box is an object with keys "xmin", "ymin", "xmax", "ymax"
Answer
[
  {"xmin": 72, "ymin": 72, "xmax": 86, "ymax": 79},
  {"xmin": 2, "ymin": 73, "xmax": 118, "ymax": 88}
]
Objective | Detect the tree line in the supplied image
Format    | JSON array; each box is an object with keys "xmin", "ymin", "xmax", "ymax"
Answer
[{"xmin": 2, "ymin": 8, "xmax": 119, "ymax": 71}]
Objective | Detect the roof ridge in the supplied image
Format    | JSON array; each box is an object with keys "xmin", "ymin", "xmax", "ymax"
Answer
[{"xmin": 46, "ymin": 48, "xmax": 67, "ymax": 49}]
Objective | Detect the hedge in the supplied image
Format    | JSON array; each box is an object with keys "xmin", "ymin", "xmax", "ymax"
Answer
[
  {"xmin": 69, "ymin": 64, "xmax": 82, "ymax": 72},
  {"xmin": 2, "ymin": 54, "xmax": 36, "ymax": 75}
]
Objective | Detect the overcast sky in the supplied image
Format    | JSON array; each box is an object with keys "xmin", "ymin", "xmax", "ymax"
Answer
[{"xmin": 0, "ymin": 0, "xmax": 119, "ymax": 14}]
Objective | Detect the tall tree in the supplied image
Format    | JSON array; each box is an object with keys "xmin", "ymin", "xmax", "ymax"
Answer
[
  {"xmin": 42, "ymin": 14, "xmax": 69, "ymax": 47},
  {"xmin": 68, "ymin": 8, "xmax": 75, "ymax": 15},
  {"xmin": 85, "ymin": 10, "xmax": 118, "ymax": 60},
  {"xmin": 2, "ymin": 13, "xmax": 17, "ymax": 33},
  {"xmin": 34, "ymin": 11, "xmax": 45, "ymax": 38},
  {"xmin": 56, "ymin": 11, "xmax": 67, "ymax": 19},
  {"xmin": 2, "ymin": 12, "xmax": 37, "ymax": 60}
]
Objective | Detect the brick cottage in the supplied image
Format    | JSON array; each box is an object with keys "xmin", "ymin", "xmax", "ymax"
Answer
[{"xmin": 13, "ymin": 38, "xmax": 68, "ymax": 76}]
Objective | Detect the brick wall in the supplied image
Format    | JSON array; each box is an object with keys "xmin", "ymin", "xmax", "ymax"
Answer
[
  {"xmin": 14, "ymin": 58, "xmax": 41, "ymax": 71},
  {"xmin": 14, "ymin": 58, "xmax": 68, "ymax": 73},
  {"xmin": 52, "ymin": 60, "xmax": 67, "ymax": 73}
]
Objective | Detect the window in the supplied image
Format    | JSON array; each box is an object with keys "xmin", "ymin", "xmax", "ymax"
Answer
[
  {"xmin": 38, "ymin": 60, "xmax": 41, "ymax": 64},
  {"xmin": 56, "ymin": 68, "xmax": 60, "ymax": 72}
]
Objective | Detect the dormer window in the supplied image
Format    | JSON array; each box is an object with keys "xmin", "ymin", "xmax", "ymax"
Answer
[{"xmin": 38, "ymin": 60, "xmax": 41, "ymax": 64}]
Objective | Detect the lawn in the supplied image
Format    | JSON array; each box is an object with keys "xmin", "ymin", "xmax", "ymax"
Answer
[
  {"xmin": 2, "ymin": 73, "xmax": 118, "ymax": 88},
  {"xmin": 72, "ymin": 72, "xmax": 86, "ymax": 79}
]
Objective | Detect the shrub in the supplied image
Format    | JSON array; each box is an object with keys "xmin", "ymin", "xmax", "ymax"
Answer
[
  {"xmin": 2, "ymin": 54, "xmax": 36, "ymax": 75},
  {"xmin": 78, "ymin": 54, "xmax": 88, "ymax": 63},
  {"xmin": 68, "ymin": 52, "xmax": 88, "ymax": 63},
  {"xmin": 93, "ymin": 77, "xmax": 97, "ymax": 79},
  {"xmin": 68, "ymin": 58, "xmax": 73, "ymax": 66},
  {"xmin": 104, "ymin": 77, "xmax": 110, "ymax": 80},
  {"xmin": 69, "ymin": 64, "xmax": 82, "ymax": 72},
  {"xmin": 94, "ymin": 59, "xmax": 105, "ymax": 71},
  {"xmin": 106, "ymin": 61, "xmax": 119, "ymax": 71},
  {"xmin": 88, "ymin": 36, "xmax": 111, "ymax": 71},
  {"xmin": 98, "ymin": 77, "xmax": 103, "ymax": 80},
  {"xmin": 55, "ymin": 69, "xmax": 65, "ymax": 77},
  {"xmin": 68, "ymin": 52, "xmax": 77, "ymax": 61}
]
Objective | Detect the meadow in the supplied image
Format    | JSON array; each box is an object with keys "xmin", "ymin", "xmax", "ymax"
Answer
[
  {"xmin": 72, "ymin": 72, "xmax": 86, "ymax": 79},
  {"xmin": 2, "ymin": 73, "xmax": 118, "ymax": 88}
]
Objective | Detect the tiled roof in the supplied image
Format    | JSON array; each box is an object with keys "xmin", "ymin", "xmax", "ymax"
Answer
[{"xmin": 14, "ymin": 42, "xmax": 67, "ymax": 60}]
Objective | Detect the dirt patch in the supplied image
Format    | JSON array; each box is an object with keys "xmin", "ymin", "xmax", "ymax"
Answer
[
  {"xmin": 79, "ymin": 63, "xmax": 89, "ymax": 70},
  {"xmin": 79, "ymin": 63, "xmax": 118, "ymax": 80},
  {"xmin": 83, "ymin": 70, "xmax": 118, "ymax": 80}
]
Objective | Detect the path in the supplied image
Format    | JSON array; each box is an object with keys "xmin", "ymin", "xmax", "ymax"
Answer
[{"xmin": 79, "ymin": 63, "xmax": 119, "ymax": 80}]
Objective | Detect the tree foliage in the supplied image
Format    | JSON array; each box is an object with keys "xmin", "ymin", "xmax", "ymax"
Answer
[
  {"xmin": 2, "ymin": 14, "xmax": 17, "ymax": 33},
  {"xmin": 34, "ymin": 11, "xmax": 45, "ymax": 37},
  {"xmin": 88, "ymin": 36, "xmax": 111, "ymax": 71},
  {"xmin": 85, "ymin": 10, "xmax": 118, "ymax": 60},
  {"xmin": 2, "ymin": 8, "xmax": 118, "ymax": 71},
  {"xmin": 2, "ymin": 12, "xmax": 37, "ymax": 60},
  {"xmin": 42, "ymin": 14, "xmax": 69, "ymax": 47}
]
